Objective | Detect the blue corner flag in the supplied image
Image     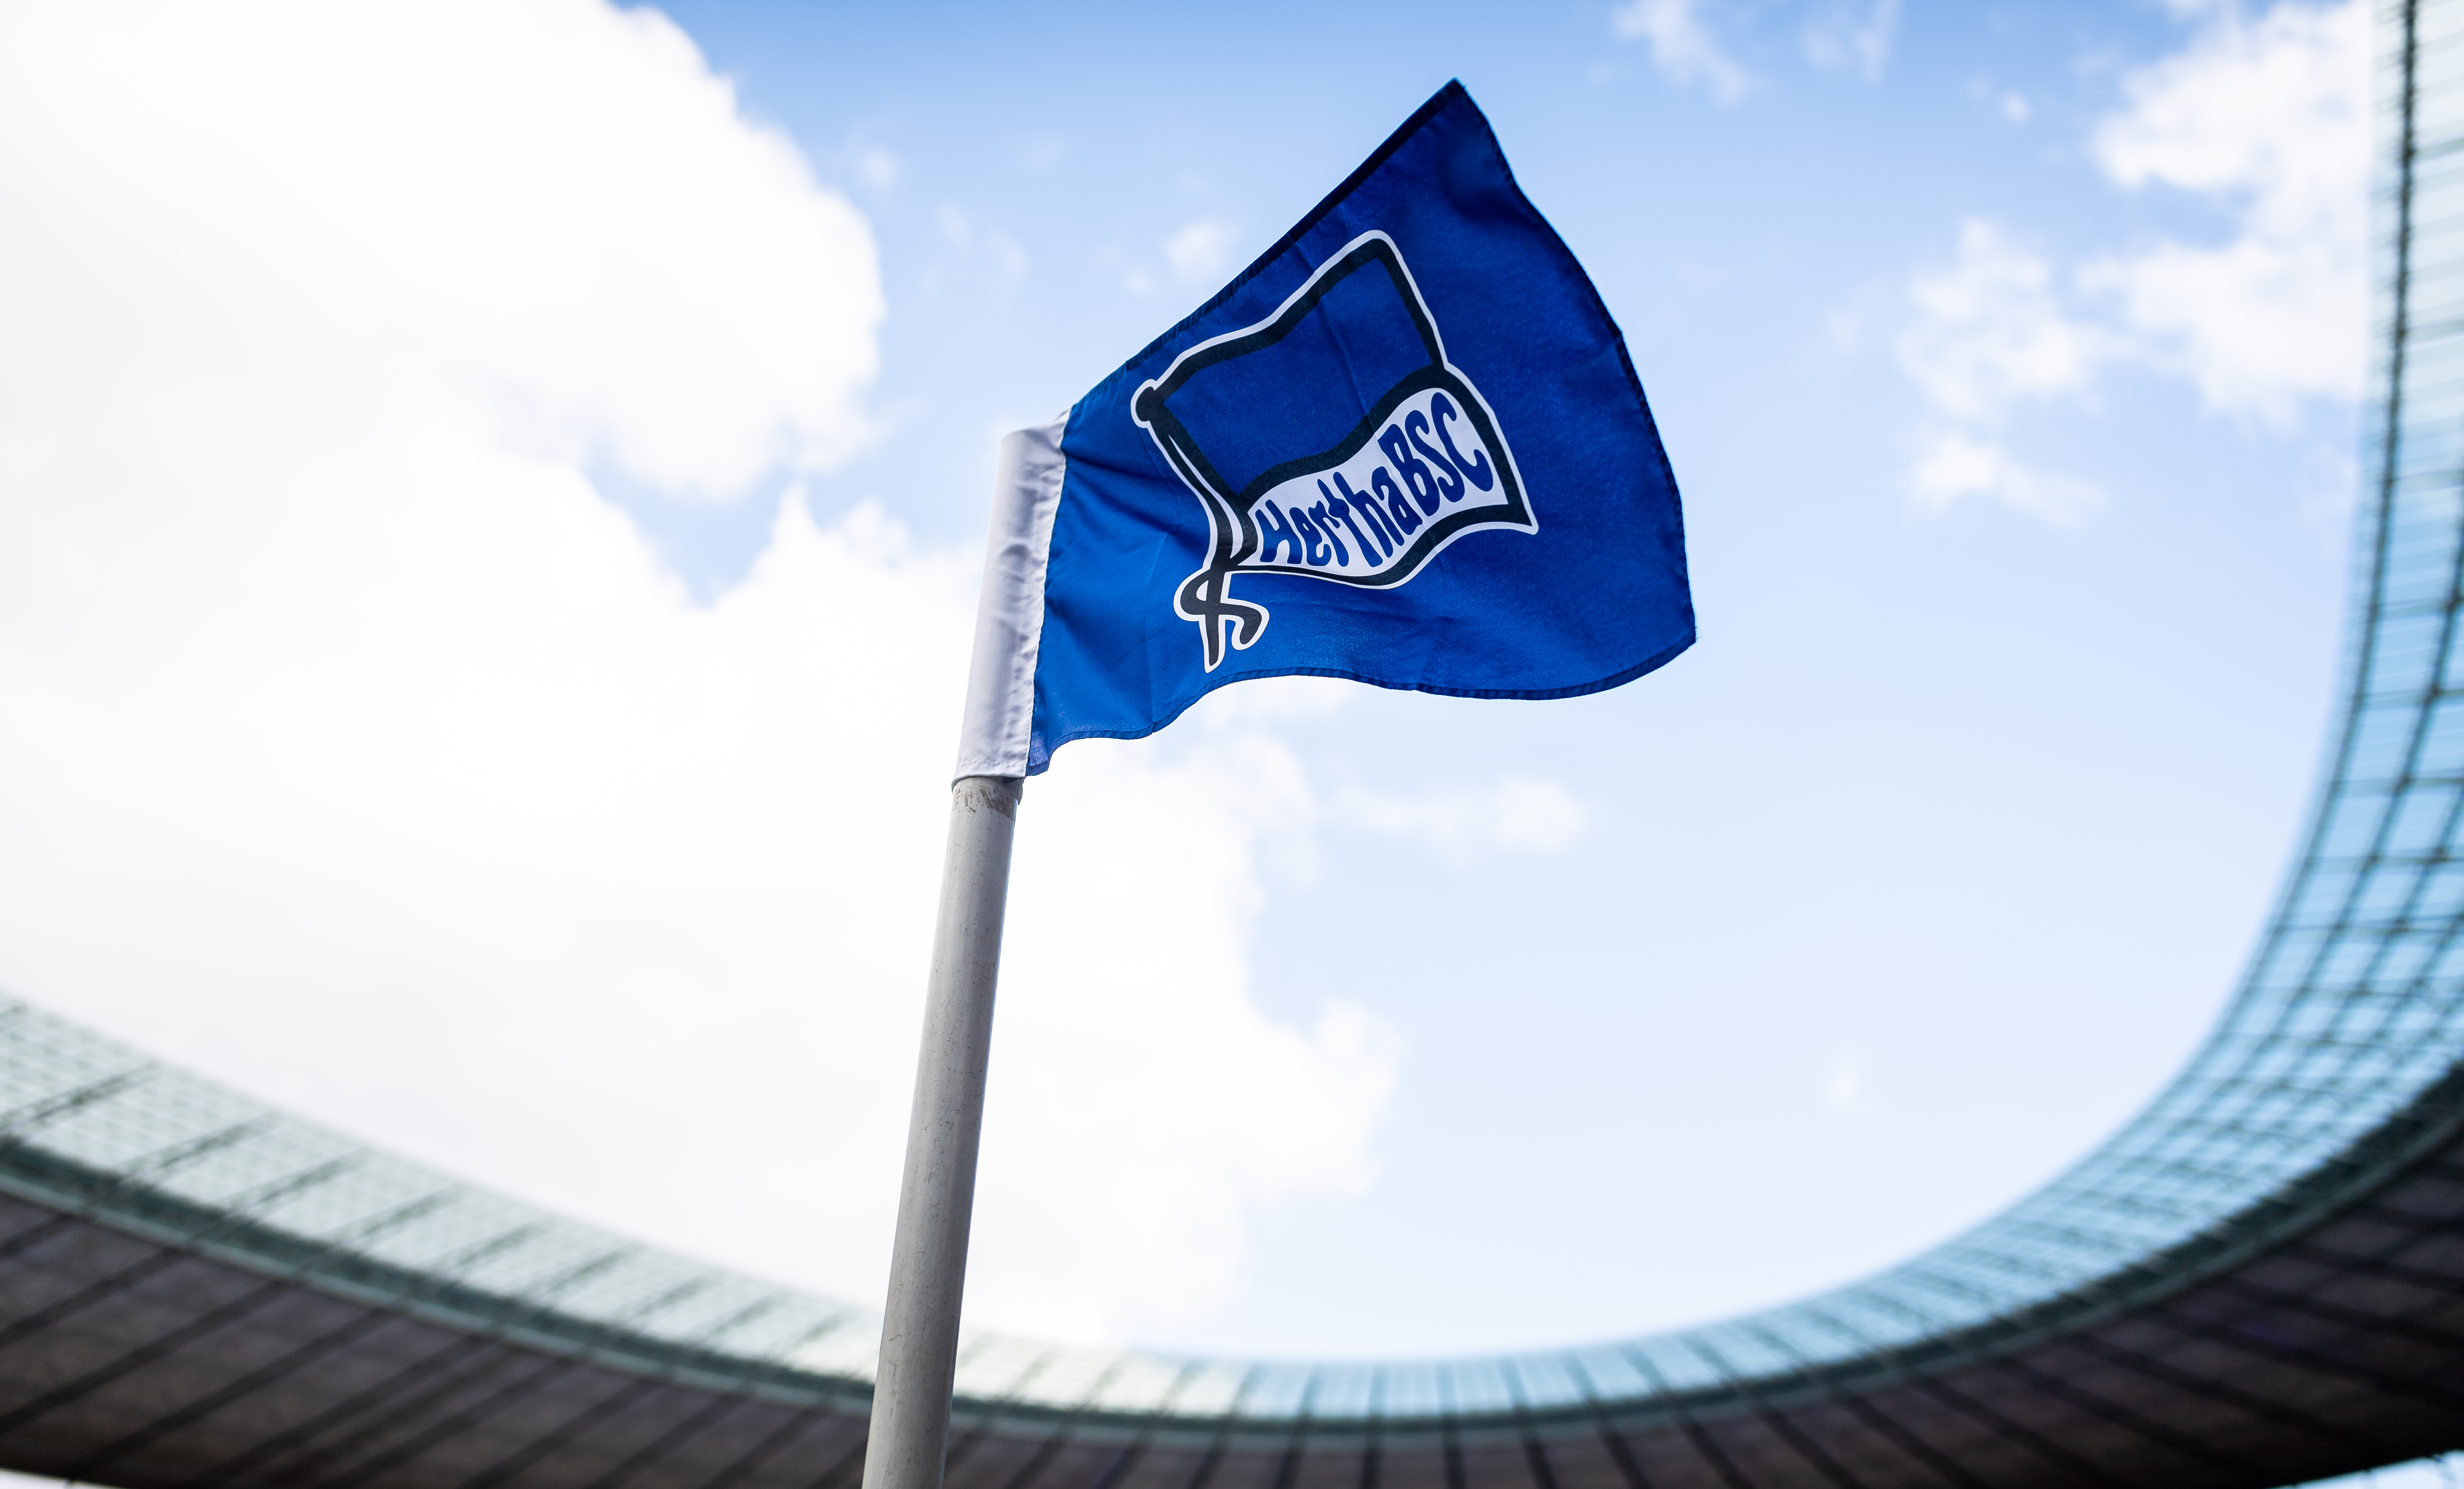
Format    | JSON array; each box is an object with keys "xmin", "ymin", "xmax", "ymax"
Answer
[{"xmin": 954, "ymin": 82, "xmax": 1694, "ymax": 779}]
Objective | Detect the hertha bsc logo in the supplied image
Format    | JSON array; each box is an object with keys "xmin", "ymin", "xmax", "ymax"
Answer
[{"xmin": 1133, "ymin": 232, "xmax": 1534, "ymax": 670}]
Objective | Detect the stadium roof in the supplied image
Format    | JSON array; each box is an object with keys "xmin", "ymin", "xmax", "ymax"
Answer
[{"xmin": 1, "ymin": 2, "xmax": 2462, "ymax": 1485}]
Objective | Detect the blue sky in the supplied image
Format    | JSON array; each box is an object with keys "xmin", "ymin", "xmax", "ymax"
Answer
[
  {"xmin": 0, "ymin": 0, "xmax": 2382, "ymax": 1385},
  {"xmin": 626, "ymin": 0, "xmax": 2370, "ymax": 1354},
  {"xmin": 646, "ymin": 0, "xmax": 2364, "ymax": 569}
]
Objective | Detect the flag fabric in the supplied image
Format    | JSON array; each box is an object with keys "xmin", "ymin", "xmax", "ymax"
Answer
[{"xmin": 954, "ymin": 81, "xmax": 1694, "ymax": 780}]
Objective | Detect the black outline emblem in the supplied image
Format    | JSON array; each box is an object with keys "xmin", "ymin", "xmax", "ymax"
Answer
[{"xmin": 1134, "ymin": 232, "xmax": 1534, "ymax": 670}]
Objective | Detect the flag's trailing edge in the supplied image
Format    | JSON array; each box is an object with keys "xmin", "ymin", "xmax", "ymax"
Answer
[{"xmin": 953, "ymin": 81, "xmax": 1694, "ymax": 781}]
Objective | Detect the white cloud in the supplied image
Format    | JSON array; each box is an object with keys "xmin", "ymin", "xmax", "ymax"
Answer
[
  {"xmin": 1803, "ymin": 0, "xmax": 1900, "ymax": 83},
  {"xmin": 1900, "ymin": 220, "xmax": 2110, "ymax": 421},
  {"xmin": 0, "ymin": 0, "xmax": 882, "ymax": 507},
  {"xmin": 0, "ymin": 0, "xmax": 1394, "ymax": 1349},
  {"xmin": 1331, "ymin": 776, "xmax": 1588, "ymax": 869},
  {"xmin": 1164, "ymin": 219, "xmax": 1238, "ymax": 288},
  {"xmin": 1889, "ymin": 0, "xmax": 2366, "ymax": 522},
  {"xmin": 1896, "ymin": 220, "xmax": 2110, "ymax": 519},
  {"xmin": 1910, "ymin": 428, "xmax": 2104, "ymax": 525},
  {"xmin": 1611, "ymin": 0, "xmax": 1753, "ymax": 103},
  {"xmin": 981, "ymin": 732, "xmax": 1402, "ymax": 1337},
  {"xmin": 2085, "ymin": 0, "xmax": 2370, "ymax": 418}
]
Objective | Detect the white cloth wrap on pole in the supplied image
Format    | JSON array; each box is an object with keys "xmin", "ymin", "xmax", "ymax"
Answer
[
  {"xmin": 952, "ymin": 416, "xmax": 1068, "ymax": 782},
  {"xmin": 862, "ymin": 775, "xmax": 1021, "ymax": 1489}
]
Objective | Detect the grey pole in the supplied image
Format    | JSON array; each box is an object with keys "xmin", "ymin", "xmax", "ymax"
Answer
[{"xmin": 861, "ymin": 774, "xmax": 1022, "ymax": 1489}]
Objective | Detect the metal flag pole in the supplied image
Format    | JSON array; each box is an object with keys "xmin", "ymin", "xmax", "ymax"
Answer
[
  {"xmin": 860, "ymin": 774, "xmax": 1021, "ymax": 1489},
  {"xmin": 861, "ymin": 421, "xmax": 1058, "ymax": 1489}
]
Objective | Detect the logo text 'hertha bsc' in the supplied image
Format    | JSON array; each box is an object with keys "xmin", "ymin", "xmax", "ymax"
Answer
[{"xmin": 1134, "ymin": 232, "xmax": 1533, "ymax": 670}]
